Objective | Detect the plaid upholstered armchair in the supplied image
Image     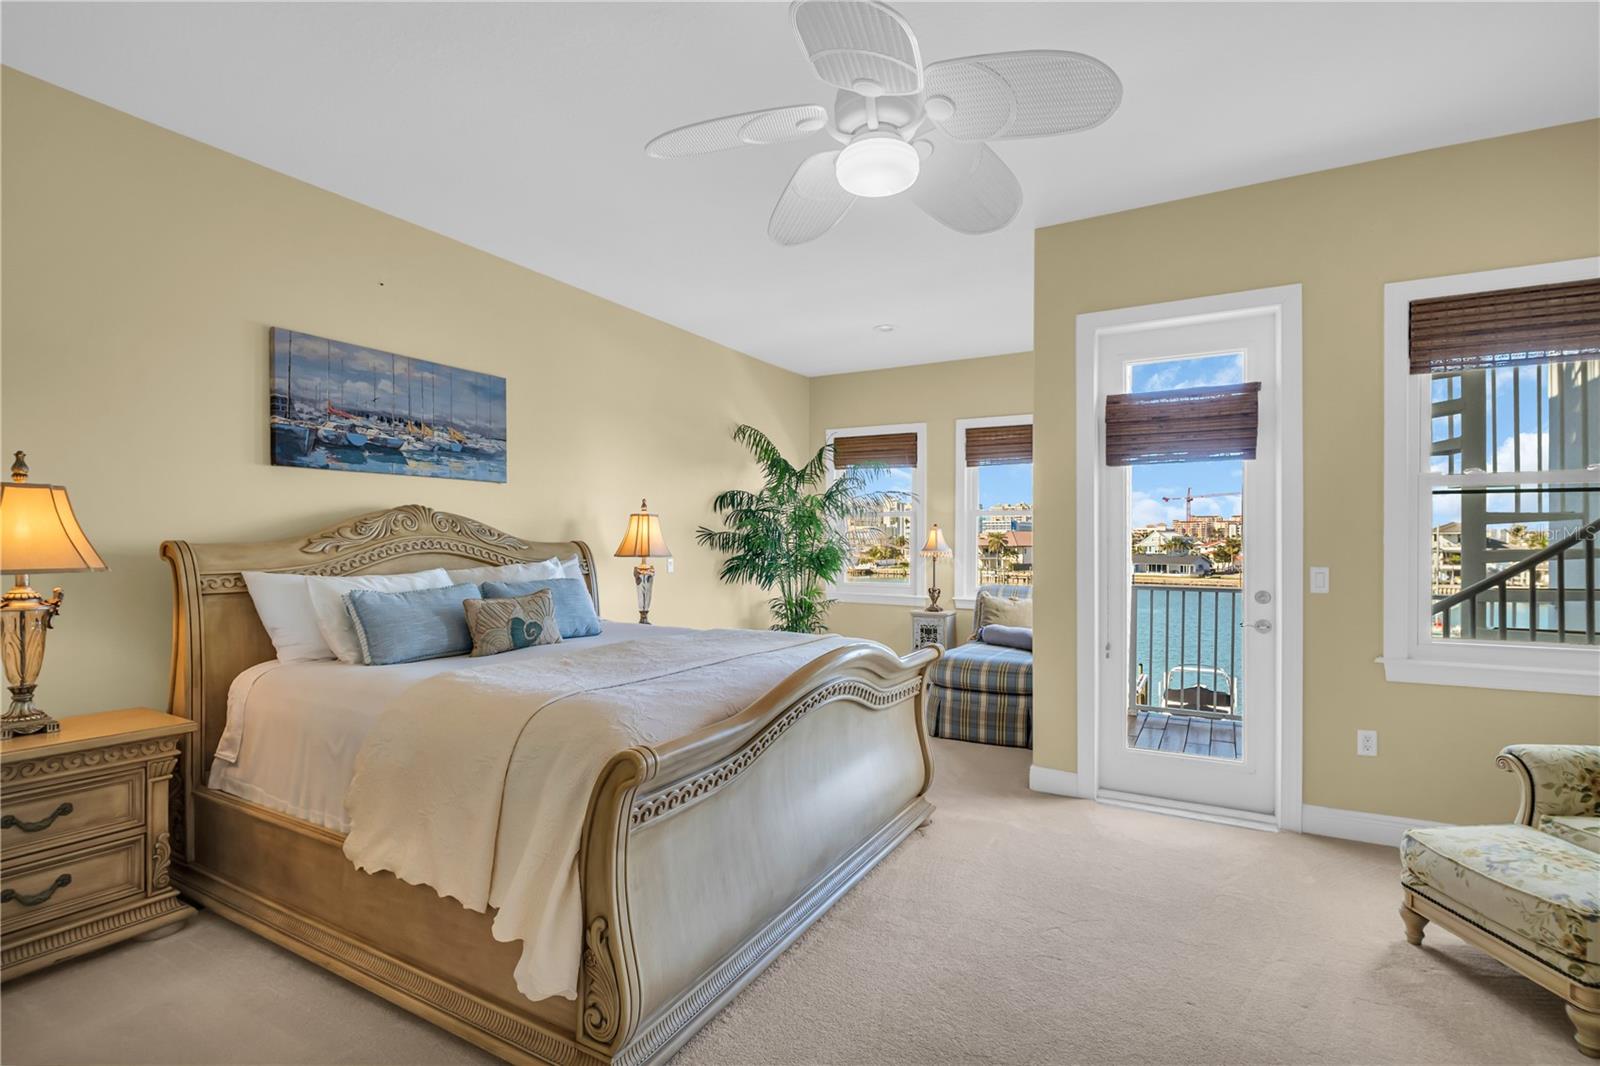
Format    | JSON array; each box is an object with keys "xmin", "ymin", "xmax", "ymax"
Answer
[{"xmin": 925, "ymin": 585, "xmax": 1033, "ymax": 748}]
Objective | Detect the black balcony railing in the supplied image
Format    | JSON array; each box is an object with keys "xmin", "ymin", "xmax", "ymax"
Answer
[
  {"xmin": 1433, "ymin": 516, "xmax": 1600, "ymax": 643},
  {"xmin": 1128, "ymin": 584, "xmax": 1243, "ymax": 721}
]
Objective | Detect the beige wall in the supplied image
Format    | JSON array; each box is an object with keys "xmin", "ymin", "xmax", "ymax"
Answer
[
  {"xmin": 6, "ymin": 69, "xmax": 1593, "ymax": 826},
  {"xmin": 1033, "ymin": 120, "xmax": 1600, "ymax": 826},
  {"xmin": 0, "ymin": 70, "xmax": 809, "ymax": 717},
  {"xmin": 808, "ymin": 352, "xmax": 1033, "ymax": 651}
]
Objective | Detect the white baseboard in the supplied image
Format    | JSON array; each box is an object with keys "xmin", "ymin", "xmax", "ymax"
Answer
[
  {"xmin": 1302, "ymin": 804, "xmax": 1445, "ymax": 848},
  {"xmin": 1028, "ymin": 764, "xmax": 1082, "ymax": 798}
]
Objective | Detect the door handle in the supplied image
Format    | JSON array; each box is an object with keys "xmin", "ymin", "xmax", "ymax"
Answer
[{"xmin": 1246, "ymin": 619, "xmax": 1273, "ymax": 633}]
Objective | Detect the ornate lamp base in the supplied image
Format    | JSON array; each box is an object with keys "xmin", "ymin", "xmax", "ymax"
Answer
[
  {"xmin": 633, "ymin": 562, "xmax": 656, "ymax": 624},
  {"xmin": 2, "ymin": 585, "xmax": 64, "ymax": 740}
]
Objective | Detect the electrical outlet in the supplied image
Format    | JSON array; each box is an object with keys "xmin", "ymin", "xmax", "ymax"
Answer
[
  {"xmin": 1357, "ymin": 730, "xmax": 1378, "ymax": 757},
  {"xmin": 1310, "ymin": 567, "xmax": 1330, "ymax": 594}
]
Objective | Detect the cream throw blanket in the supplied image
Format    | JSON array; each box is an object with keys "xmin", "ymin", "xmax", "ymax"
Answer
[{"xmin": 343, "ymin": 628, "xmax": 849, "ymax": 1002}]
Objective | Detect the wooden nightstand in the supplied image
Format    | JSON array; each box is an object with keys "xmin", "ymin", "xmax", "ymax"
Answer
[{"xmin": 1, "ymin": 708, "xmax": 197, "ymax": 980}]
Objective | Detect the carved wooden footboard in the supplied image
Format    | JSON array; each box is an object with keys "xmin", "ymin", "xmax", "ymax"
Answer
[
  {"xmin": 162, "ymin": 505, "xmax": 938, "ymax": 1066},
  {"xmin": 578, "ymin": 642, "xmax": 937, "ymax": 1065}
]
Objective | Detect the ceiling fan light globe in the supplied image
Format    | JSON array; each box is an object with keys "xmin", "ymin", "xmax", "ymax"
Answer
[{"xmin": 835, "ymin": 133, "xmax": 920, "ymax": 198}]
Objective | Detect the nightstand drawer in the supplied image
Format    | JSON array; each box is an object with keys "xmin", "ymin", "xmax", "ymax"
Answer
[
  {"xmin": 1, "ymin": 768, "xmax": 145, "ymax": 857},
  {"xmin": 1, "ymin": 835, "xmax": 146, "ymax": 936}
]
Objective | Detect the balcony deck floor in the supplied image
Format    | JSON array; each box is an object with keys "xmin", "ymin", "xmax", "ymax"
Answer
[{"xmin": 1128, "ymin": 710, "xmax": 1242, "ymax": 760}]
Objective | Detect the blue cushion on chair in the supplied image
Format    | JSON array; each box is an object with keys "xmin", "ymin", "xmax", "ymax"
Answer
[
  {"xmin": 928, "ymin": 641, "xmax": 1033, "ymax": 696},
  {"xmin": 344, "ymin": 581, "xmax": 478, "ymax": 665},
  {"xmin": 481, "ymin": 577, "xmax": 603, "ymax": 639}
]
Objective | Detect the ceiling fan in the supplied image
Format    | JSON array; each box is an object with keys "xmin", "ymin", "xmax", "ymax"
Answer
[{"xmin": 644, "ymin": 0, "xmax": 1122, "ymax": 246}]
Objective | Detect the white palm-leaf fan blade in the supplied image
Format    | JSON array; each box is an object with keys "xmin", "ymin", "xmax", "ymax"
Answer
[
  {"xmin": 790, "ymin": 0, "xmax": 923, "ymax": 96},
  {"xmin": 923, "ymin": 50, "xmax": 1122, "ymax": 142},
  {"xmin": 908, "ymin": 132, "xmax": 1022, "ymax": 235},
  {"xmin": 768, "ymin": 151, "xmax": 855, "ymax": 245},
  {"xmin": 646, "ymin": 105, "xmax": 830, "ymax": 158}
]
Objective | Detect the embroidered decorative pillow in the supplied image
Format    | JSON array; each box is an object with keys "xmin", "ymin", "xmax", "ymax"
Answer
[{"xmin": 464, "ymin": 588, "xmax": 562, "ymax": 657}]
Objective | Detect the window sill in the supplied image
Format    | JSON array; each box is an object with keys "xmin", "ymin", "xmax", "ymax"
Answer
[
  {"xmin": 1376, "ymin": 653, "xmax": 1600, "ymax": 697},
  {"xmin": 829, "ymin": 589, "xmax": 927, "ymax": 608}
]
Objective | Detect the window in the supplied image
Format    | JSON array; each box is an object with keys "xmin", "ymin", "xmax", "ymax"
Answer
[
  {"xmin": 1383, "ymin": 261, "xmax": 1600, "ymax": 695},
  {"xmin": 954, "ymin": 416, "xmax": 1033, "ymax": 605},
  {"xmin": 826, "ymin": 423, "xmax": 926, "ymax": 605}
]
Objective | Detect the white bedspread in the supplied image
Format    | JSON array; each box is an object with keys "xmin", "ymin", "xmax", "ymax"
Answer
[
  {"xmin": 208, "ymin": 623, "xmax": 672, "ymax": 831},
  {"xmin": 341, "ymin": 628, "xmax": 850, "ymax": 1003}
]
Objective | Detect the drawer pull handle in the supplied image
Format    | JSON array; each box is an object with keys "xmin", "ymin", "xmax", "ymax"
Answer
[
  {"xmin": 2, "ymin": 802, "xmax": 74, "ymax": 833},
  {"xmin": 2, "ymin": 873, "xmax": 72, "ymax": 907}
]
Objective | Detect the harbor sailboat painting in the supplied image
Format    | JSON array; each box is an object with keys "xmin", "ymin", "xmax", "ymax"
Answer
[{"xmin": 269, "ymin": 328, "xmax": 507, "ymax": 482}]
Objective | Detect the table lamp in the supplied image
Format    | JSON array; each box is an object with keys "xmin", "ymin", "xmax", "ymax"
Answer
[
  {"xmin": 920, "ymin": 524, "xmax": 953, "ymax": 611},
  {"xmin": 614, "ymin": 499, "xmax": 671, "ymax": 624},
  {"xmin": 0, "ymin": 452, "xmax": 108, "ymax": 738}
]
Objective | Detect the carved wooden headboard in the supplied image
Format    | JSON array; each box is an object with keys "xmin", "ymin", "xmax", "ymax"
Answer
[{"xmin": 161, "ymin": 504, "xmax": 600, "ymax": 784}]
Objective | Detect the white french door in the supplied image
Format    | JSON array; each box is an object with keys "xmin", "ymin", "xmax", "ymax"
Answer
[{"xmin": 1076, "ymin": 291, "xmax": 1301, "ymax": 826}]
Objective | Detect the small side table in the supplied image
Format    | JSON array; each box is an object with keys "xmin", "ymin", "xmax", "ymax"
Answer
[
  {"xmin": 911, "ymin": 609, "xmax": 956, "ymax": 650},
  {"xmin": 1, "ymin": 708, "xmax": 197, "ymax": 981}
]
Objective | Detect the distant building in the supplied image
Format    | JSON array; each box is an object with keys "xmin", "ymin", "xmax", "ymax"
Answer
[
  {"xmin": 979, "ymin": 503, "xmax": 1034, "ymax": 535},
  {"xmin": 1133, "ymin": 553, "xmax": 1213, "ymax": 577},
  {"xmin": 1173, "ymin": 514, "xmax": 1244, "ymax": 541},
  {"xmin": 1135, "ymin": 529, "xmax": 1186, "ymax": 553},
  {"xmin": 1004, "ymin": 530, "xmax": 1033, "ymax": 569}
]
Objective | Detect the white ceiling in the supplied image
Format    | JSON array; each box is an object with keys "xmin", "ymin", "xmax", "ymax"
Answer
[{"xmin": 4, "ymin": 2, "xmax": 1596, "ymax": 376}]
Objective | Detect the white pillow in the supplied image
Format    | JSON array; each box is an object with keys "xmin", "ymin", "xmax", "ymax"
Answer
[
  {"xmin": 556, "ymin": 555, "xmax": 586, "ymax": 580},
  {"xmin": 306, "ymin": 568, "xmax": 453, "ymax": 664},
  {"xmin": 444, "ymin": 558, "xmax": 562, "ymax": 585},
  {"xmin": 241, "ymin": 571, "xmax": 334, "ymax": 663}
]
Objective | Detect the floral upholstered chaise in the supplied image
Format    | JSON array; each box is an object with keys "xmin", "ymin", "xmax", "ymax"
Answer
[{"xmin": 1400, "ymin": 744, "xmax": 1600, "ymax": 1058}]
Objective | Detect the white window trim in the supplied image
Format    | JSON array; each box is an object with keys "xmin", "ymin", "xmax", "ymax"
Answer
[
  {"xmin": 953, "ymin": 414, "xmax": 1034, "ymax": 609},
  {"xmin": 824, "ymin": 422, "xmax": 927, "ymax": 607},
  {"xmin": 1380, "ymin": 257, "xmax": 1600, "ymax": 697}
]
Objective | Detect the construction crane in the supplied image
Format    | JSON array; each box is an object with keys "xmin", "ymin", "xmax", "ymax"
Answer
[{"xmin": 1160, "ymin": 487, "xmax": 1240, "ymax": 522}]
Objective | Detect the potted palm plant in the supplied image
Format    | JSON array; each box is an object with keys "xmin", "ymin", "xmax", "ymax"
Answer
[{"xmin": 697, "ymin": 425, "xmax": 896, "ymax": 633}]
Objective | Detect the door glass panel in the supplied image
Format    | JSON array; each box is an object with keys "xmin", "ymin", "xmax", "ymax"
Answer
[{"xmin": 1125, "ymin": 353, "xmax": 1246, "ymax": 762}]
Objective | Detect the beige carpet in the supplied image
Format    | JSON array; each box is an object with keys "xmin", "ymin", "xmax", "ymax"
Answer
[{"xmin": 1, "ymin": 739, "xmax": 1577, "ymax": 1065}]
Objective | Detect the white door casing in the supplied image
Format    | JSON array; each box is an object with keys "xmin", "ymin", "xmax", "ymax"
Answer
[{"xmin": 1073, "ymin": 286, "xmax": 1304, "ymax": 831}]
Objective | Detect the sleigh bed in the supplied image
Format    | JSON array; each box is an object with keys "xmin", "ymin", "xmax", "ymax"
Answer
[{"xmin": 162, "ymin": 504, "xmax": 938, "ymax": 1065}]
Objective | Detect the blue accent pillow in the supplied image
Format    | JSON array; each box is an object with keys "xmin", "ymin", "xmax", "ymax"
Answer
[
  {"xmin": 978, "ymin": 623, "xmax": 1033, "ymax": 651},
  {"xmin": 480, "ymin": 577, "xmax": 602, "ymax": 639},
  {"xmin": 344, "ymin": 581, "xmax": 478, "ymax": 665}
]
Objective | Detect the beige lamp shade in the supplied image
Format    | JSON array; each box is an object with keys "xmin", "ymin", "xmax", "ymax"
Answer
[
  {"xmin": 1, "ymin": 482, "xmax": 108, "ymax": 574},
  {"xmin": 919, "ymin": 524, "xmax": 952, "ymax": 558},
  {"xmin": 614, "ymin": 499, "xmax": 671, "ymax": 559}
]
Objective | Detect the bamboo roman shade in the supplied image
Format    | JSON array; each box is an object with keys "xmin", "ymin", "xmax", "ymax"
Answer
[
  {"xmin": 1409, "ymin": 278, "xmax": 1600, "ymax": 375},
  {"xmin": 831, "ymin": 431, "xmax": 918, "ymax": 469},
  {"xmin": 964, "ymin": 423, "xmax": 1033, "ymax": 466},
  {"xmin": 1104, "ymin": 382, "xmax": 1262, "ymax": 466}
]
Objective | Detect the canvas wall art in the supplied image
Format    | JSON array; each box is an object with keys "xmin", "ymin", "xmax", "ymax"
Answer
[{"xmin": 270, "ymin": 328, "xmax": 507, "ymax": 483}]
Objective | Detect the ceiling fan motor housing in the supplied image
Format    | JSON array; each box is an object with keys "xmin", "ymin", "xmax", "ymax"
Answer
[{"xmin": 831, "ymin": 89, "xmax": 921, "ymax": 138}]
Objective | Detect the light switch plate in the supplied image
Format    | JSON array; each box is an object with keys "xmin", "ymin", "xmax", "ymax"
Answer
[
  {"xmin": 1357, "ymin": 730, "xmax": 1378, "ymax": 757},
  {"xmin": 666, "ymin": 557, "xmax": 675, "ymax": 574},
  {"xmin": 1310, "ymin": 566, "xmax": 1330, "ymax": 594}
]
